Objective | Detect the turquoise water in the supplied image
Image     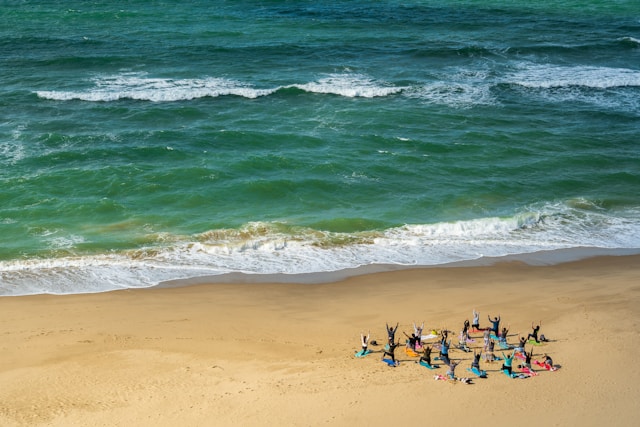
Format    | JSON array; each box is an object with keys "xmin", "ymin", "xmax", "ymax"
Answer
[{"xmin": 1, "ymin": 0, "xmax": 639, "ymax": 295}]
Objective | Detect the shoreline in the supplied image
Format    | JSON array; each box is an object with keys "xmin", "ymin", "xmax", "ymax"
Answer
[
  {"xmin": 1, "ymin": 254, "xmax": 639, "ymax": 426},
  {"xmin": 2, "ymin": 245, "xmax": 639, "ymax": 297},
  {"xmin": 157, "ymin": 246, "xmax": 640, "ymax": 288}
]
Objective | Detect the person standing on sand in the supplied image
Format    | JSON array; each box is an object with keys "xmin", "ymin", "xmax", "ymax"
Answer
[
  {"xmin": 488, "ymin": 314, "xmax": 500, "ymax": 335},
  {"xmin": 386, "ymin": 322, "xmax": 399, "ymax": 345},
  {"xmin": 483, "ymin": 328, "xmax": 491, "ymax": 350},
  {"xmin": 413, "ymin": 321, "xmax": 425, "ymax": 347},
  {"xmin": 522, "ymin": 347, "xmax": 533, "ymax": 369},
  {"xmin": 472, "ymin": 309, "xmax": 480, "ymax": 331},
  {"xmin": 485, "ymin": 339, "xmax": 496, "ymax": 362},
  {"xmin": 501, "ymin": 326, "xmax": 509, "ymax": 340},
  {"xmin": 440, "ymin": 336, "xmax": 451, "ymax": 365},
  {"xmin": 447, "ymin": 360, "xmax": 459, "ymax": 379},
  {"xmin": 360, "ymin": 331, "xmax": 370, "ymax": 353},
  {"xmin": 499, "ymin": 325, "xmax": 510, "ymax": 346},
  {"xmin": 527, "ymin": 321, "xmax": 541, "ymax": 343},
  {"xmin": 472, "ymin": 349, "xmax": 482, "ymax": 370},
  {"xmin": 502, "ymin": 350, "xmax": 515, "ymax": 374},
  {"xmin": 403, "ymin": 331, "xmax": 418, "ymax": 350},
  {"xmin": 420, "ymin": 345, "xmax": 433, "ymax": 366},
  {"xmin": 383, "ymin": 340, "xmax": 400, "ymax": 364}
]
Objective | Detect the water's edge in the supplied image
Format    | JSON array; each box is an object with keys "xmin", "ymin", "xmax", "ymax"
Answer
[{"xmin": 156, "ymin": 247, "xmax": 640, "ymax": 289}]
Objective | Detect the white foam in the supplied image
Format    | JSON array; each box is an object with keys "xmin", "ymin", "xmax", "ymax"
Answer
[
  {"xmin": 36, "ymin": 72, "xmax": 404, "ymax": 102},
  {"xmin": 406, "ymin": 66, "xmax": 496, "ymax": 108},
  {"xmin": 0, "ymin": 124, "xmax": 27, "ymax": 166},
  {"xmin": 37, "ymin": 73, "xmax": 276, "ymax": 102},
  {"xmin": 1, "ymin": 201, "xmax": 639, "ymax": 296},
  {"xmin": 618, "ymin": 36, "xmax": 640, "ymax": 46},
  {"xmin": 507, "ymin": 63, "xmax": 640, "ymax": 89},
  {"xmin": 293, "ymin": 73, "xmax": 405, "ymax": 98}
]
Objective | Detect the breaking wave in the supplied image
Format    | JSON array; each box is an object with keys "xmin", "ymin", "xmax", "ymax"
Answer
[{"xmin": 1, "ymin": 200, "xmax": 639, "ymax": 296}]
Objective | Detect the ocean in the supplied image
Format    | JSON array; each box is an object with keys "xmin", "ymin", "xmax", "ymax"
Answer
[{"xmin": 1, "ymin": 0, "xmax": 639, "ymax": 295}]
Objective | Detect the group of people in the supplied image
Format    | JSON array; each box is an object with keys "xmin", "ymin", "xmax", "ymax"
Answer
[{"xmin": 358, "ymin": 310, "xmax": 557, "ymax": 382}]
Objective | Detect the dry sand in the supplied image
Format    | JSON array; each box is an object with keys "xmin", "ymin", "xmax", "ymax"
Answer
[{"xmin": 1, "ymin": 255, "xmax": 639, "ymax": 426}]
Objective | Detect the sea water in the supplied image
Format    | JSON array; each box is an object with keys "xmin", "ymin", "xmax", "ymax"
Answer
[{"xmin": 1, "ymin": 0, "xmax": 639, "ymax": 295}]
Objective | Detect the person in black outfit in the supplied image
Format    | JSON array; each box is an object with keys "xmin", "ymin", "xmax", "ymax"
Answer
[
  {"xmin": 383, "ymin": 340, "xmax": 400, "ymax": 364},
  {"xmin": 527, "ymin": 321, "xmax": 541, "ymax": 343},
  {"xmin": 487, "ymin": 314, "xmax": 500, "ymax": 335}
]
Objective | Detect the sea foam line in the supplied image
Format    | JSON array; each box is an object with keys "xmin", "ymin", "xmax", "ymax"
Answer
[
  {"xmin": 36, "ymin": 72, "xmax": 404, "ymax": 102},
  {"xmin": 1, "ymin": 202, "xmax": 639, "ymax": 296}
]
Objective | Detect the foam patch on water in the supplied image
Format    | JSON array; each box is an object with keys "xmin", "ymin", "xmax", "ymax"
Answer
[
  {"xmin": 406, "ymin": 66, "xmax": 497, "ymax": 108},
  {"xmin": 506, "ymin": 63, "xmax": 640, "ymax": 89},
  {"xmin": 0, "ymin": 124, "xmax": 27, "ymax": 166},
  {"xmin": 502, "ymin": 62, "xmax": 640, "ymax": 112}
]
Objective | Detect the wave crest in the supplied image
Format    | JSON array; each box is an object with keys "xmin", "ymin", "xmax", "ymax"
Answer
[
  {"xmin": 2, "ymin": 201, "xmax": 639, "ymax": 296},
  {"xmin": 36, "ymin": 72, "xmax": 403, "ymax": 102}
]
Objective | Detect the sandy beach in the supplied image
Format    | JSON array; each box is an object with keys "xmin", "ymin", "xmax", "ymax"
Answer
[{"xmin": 1, "ymin": 254, "xmax": 639, "ymax": 426}]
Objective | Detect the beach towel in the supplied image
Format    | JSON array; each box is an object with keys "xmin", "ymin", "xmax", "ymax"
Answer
[
  {"xmin": 519, "ymin": 366, "xmax": 538, "ymax": 376},
  {"xmin": 466, "ymin": 367, "xmax": 487, "ymax": 378},
  {"xmin": 503, "ymin": 369, "xmax": 527, "ymax": 379},
  {"xmin": 419, "ymin": 360, "xmax": 438, "ymax": 369},
  {"xmin": 382, "ymin": 358, "xmax": 399, "ymax": 367},
  {"xmin": 405, "ymin": 347, "xmax": 420, "ymax": 357},
  {"xmin": 498, "ymin": 341, "xmax": 513, "ymax": 350},
  {"xmin": 534, "ymin": 360, "xmax": 557, "ymax": 371},
  {"xmin": 355, "ymin": 349, "xmax": 372, "ymax": 358},
  {"xmin": 435, "ymin": 374, "xmax": 471, "ymax": 384},
  {"xmin": 421, "ymin": 333, "xmax": 439, "ymax": 341}
]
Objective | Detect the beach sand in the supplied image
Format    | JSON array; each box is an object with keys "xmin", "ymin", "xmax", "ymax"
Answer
[{"xmin": 1, "ymin": 255, "xmax": 639, "ymax": 426}]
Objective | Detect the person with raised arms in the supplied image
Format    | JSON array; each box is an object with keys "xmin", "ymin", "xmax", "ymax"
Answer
[
  {"xmin": 527, "ymin": 321, "xmax": 542, "ymax": 344},
  {"xmin": 502, "ymin": 349, "xmax": 516, "ymax": 375},
  {"xmin": 472, "ymin": 309, "xmax": 480, "ymax": 331},
  {"xmin": 488, "ymin": 314, "xmax": 501, "ymax": 336},
  {"xmin": 386, "ymin": 322, "xmax": 399, "ymax": 346}
]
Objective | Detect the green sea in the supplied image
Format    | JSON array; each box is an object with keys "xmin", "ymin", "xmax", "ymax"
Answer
[{"xmin": 1, "ymin": 0, "xmax": 639, "ymax": 295}]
